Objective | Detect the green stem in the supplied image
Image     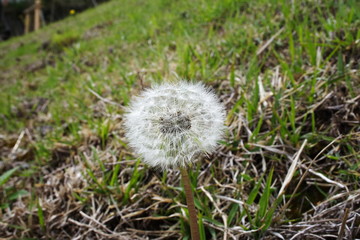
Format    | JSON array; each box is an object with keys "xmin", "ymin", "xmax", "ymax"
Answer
[{"xmin": 180, "ymin": 166, "xmax": 200, "ymax": 240}]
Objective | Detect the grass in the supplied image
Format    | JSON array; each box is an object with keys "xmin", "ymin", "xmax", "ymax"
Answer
[{"xmin": 0, "ymin": 0, "xmax": 359, "ymax": 239}]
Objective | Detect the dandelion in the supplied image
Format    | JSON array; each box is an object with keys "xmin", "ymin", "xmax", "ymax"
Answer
[
  {"xmin": 124, "ymin": 81, "xmax": 226, "ymax": 240},
  {"xmin": 124, "ymin": 81, "xmax": 225, "ymax": 169}
]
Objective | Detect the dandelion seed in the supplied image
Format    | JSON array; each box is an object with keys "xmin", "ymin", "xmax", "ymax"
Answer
[{"xmin": 124, "ymin": 81, "xmax": 226, "ymax": 169}]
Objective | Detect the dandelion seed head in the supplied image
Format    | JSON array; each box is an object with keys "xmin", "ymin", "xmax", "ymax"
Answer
[{"xmin": 124, "ymin": 81, "xmax": 226, "ymax": 169}]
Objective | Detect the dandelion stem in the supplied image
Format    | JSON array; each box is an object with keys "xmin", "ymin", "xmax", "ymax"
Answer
[{"xmin": 180, "ymin": 166, "xmax": 200, "ymax": 240}]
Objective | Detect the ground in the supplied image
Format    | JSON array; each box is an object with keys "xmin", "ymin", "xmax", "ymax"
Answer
[{"xmin": 0, "ymin": 0, "xmax": 359, "ymax": 239}]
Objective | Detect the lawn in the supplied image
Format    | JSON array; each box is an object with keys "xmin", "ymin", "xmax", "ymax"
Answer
[{"xmin": 0, "ymin": 0, "xmax": 359, "ymax": 239}]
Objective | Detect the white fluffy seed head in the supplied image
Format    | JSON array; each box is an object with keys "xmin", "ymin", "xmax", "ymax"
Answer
[{"xmin": 124, "ymin": 81, "xmax": 226, "ymax": 170}]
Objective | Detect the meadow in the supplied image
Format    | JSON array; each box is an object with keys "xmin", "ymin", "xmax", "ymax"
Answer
[{"xmin": 0, "ymin": 0, "xmax": 359, "ymax": 239}]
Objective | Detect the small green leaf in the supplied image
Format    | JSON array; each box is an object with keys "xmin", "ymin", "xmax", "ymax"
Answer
[
  {"xmin": 198, "ymin": 214, "xmax": 206, "ymax": 240},
  {"xmin": 37, "ymin": 200, "xmax": 46, "ymax": 232},
  {"xmin": 247, "ymin": 174, "xmax": 264, "ymax": 205},
  {"xmin": 8, "ymin": 189, "xmax": 29, "ymax": 201},
  {"xmin": 0, "ymin": 167, "xmax": 19, "ymax": 186},
  {"xmin": 227, "ymin": 202, "xmax": 239, "ymax": 225},
  {"xmin": 256, "ymin": 168, "xmax": 274, "ymax": 224},
  {"xmin": 110, "ymin": 163, "xmax": 121, "ymax": 187},
  {"xmin": 202, "ymin": 216, "xmax": 223, "ymax": 227}
]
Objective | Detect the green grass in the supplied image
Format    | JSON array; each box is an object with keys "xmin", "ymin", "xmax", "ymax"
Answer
[{"xmin": 0, "ymin": 0, "xmax": 359, "ymax": 239}]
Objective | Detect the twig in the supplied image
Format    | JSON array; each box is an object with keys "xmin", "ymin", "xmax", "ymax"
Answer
[
  {"xmin": 68, "ymin": 218, "xmax": 126, "ymax": 238},
  {"xmin": 308, "ymin": 169, "xmax": 346, "ymax": 189},
  {"xmin": 87, "ymin": 87, "xmax": 124, "ymax": 108},
  {"xmin": 11, "ymin": 130, "xmax": 25, "ymax": 154},
  {"xmin": 277, "ymin": 139, "xmax": 307, "ymax": 197},
  {"xmin": 338, "ymin": 208, "xmax": 350, "ymax": 240},
  {"xmin": 256, "ymin": 27, "xmax": 284, "ymax": 55},
  {"xmin": 277, "ymin": 135, "xmax": 343, "ymax": 220}
]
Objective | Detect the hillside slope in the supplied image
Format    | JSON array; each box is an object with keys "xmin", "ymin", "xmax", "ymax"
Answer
[{"xmin": 0, "ymin": 0, "xmax": 359, "ymax": 239}]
